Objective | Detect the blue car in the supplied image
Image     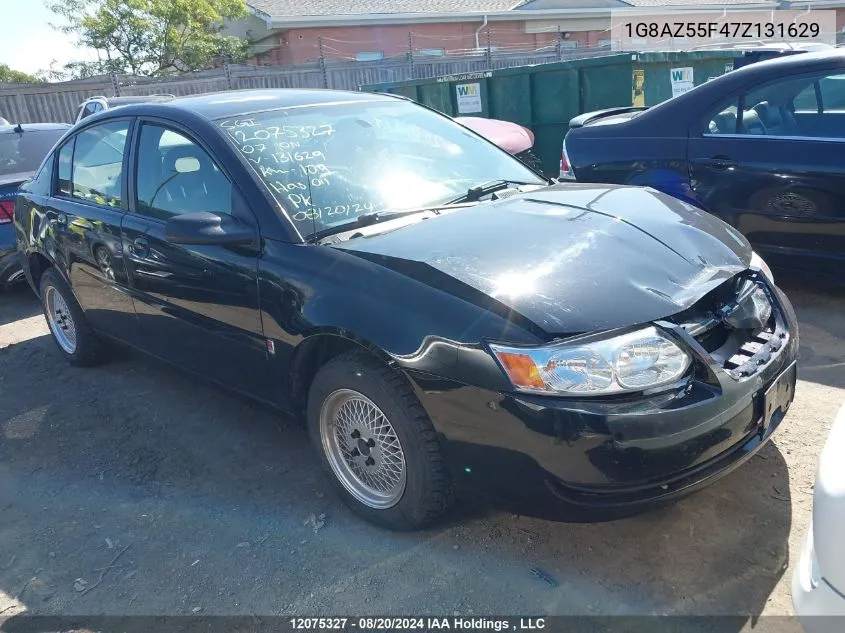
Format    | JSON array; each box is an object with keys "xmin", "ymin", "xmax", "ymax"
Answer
[
  {"xmin": 0, "ymin": 122, "xmax": 70, "ymax": 288},
  {"xmin": 560, "ymin": 50, "xmax": 845, "ymax": 280}
]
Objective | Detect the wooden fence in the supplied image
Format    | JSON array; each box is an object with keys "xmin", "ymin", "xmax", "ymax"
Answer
[{"xmin": 0, "ymin": 47, "xmax": 611, "ymax": 124}]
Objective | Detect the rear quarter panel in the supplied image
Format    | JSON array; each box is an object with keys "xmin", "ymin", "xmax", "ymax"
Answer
[
  {"xmin": 565, "ymin": 89, "xmax": 731, "ymax": 208},
  {"xmin": 567, "ymin": 124, "xmax": 696, "ymax": 206}
]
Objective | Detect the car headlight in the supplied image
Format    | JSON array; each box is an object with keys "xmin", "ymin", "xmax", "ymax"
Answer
[
  {"xmin": 490, "ymin": 326, "xmax": 691, "ymax": 396},
  {"xmin": 750, "ymin": 251, "xmax": 774, "ymax": 284}
]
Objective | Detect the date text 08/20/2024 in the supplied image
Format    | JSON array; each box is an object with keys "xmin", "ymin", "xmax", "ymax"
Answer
[{"xmin": 288, "ymin": 618, "xmax": 547, "ymax": 631}]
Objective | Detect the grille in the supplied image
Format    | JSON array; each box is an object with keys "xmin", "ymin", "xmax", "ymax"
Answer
[{"xmin": 670, "ymin": 274, "xmax": 787, "ymax": 380}]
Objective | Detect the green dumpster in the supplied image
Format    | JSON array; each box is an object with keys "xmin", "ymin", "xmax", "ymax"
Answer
[
  {"xmin": 634, "ymin": 51, "xmax": 740, "ymax": 106},
  {"xmin": 362, "ymin": 50, "xmax": 742, "ymax": 177}
]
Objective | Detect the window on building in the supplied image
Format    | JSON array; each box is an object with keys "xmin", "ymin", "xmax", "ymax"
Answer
[
  {"xmin": 417, "ymin": 48, "xmax": 445, "ymax": 57},
  {"xmin": 356, "ymin": 51, "xmax": 384, "ymax": 62}
]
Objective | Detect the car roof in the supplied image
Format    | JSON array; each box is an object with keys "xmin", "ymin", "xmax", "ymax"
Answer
[
  {"xmin": 735, "ymin": 48, "xmax": 845, "ymax": 74},
  {"xmin": 638, "ymin": 49, "xmax": 845, "ymax": 118},
  {"xmin": 108, "ymin": 95, "xmax": 175, "ymax": 105},
  {"xmin": 0, "ymin": 122, "xmax": 71, "ymax": 134},
  {"xmin": 714, "ymin": 48, "xmax": 845, "ymax": 87},
  {"xmin": 81, "ymin": 94, "xmax": 175, "ymax": 105},
  {"xmin": 107, "ymin": 89, "xmax": 398, "ymax": 121}
]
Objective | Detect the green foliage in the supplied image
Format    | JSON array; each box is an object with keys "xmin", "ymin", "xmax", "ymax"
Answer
[
  {"xmin": 47, "ymin": 0, "xmax": 249, "ymax": 77},
  {"xmin": 0, "ymin": 64, "xmax": 44, "ymax": 84}
]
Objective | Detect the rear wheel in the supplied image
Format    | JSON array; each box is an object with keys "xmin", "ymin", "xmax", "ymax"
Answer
[
  {"xmin": 40, "ymin": 268, "xmax": 103, "ymax": 366},
  {"xmin": 307, "ymin": 351, "xmax": 452, "ymax": 530}
]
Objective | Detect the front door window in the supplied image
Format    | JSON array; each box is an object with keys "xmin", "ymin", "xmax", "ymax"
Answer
[{"xmin": 135, "ymin": 124, "xmax": 232, "ymax": 221}]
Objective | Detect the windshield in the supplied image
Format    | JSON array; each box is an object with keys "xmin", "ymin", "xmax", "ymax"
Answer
[
  {"xmin": 217, "ymin": 100, "xmax": 545, "ymax": 237},
  {"xmin": 0, "ymin": 129, "xmax": 65, "ymax": 177}
]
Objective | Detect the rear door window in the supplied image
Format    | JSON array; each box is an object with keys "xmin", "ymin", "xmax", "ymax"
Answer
[
  {"xmin": 63, "ymin": 120, "xmax": 130, "ymax": 207},
  {"xmin": 793, "ymin": 84, "xmax": 819, "ymax": 113},
  {"xmin": 57, "ymin": 139, "xmax": 74, "ymax": 195},
  {"xmin": 818, "ymin": 74, "xmax": 845, "ymax": 112},
  {"xmin": 736, "ymin": 73, "xmax": 845, "ymax": 139}
]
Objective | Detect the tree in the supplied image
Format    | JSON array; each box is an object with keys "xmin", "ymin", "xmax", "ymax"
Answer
[
  {"xmin": 0, "ymin": 64, "xmax": 44, "ymax": 84},
  {"xmin": 47, "ymin": 0, "xmax": 250, "ymax": 77}
]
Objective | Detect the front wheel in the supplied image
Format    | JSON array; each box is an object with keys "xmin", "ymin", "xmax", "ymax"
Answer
[{"xmin": 307, "ymin": 351, "xmax": 452, "ymax": 530}]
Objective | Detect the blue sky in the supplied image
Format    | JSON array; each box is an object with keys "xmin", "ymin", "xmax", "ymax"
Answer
[{"xmin": 0, "ymin": 0, "xmax": 97, "ymax": 75}]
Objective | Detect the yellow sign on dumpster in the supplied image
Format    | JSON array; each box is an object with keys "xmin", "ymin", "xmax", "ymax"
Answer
[{"xmin": 632, "ymin": 69, "xmax": 645, "ymax": 107}]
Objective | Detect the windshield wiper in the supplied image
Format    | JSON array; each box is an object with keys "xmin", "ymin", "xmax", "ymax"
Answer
[
  {"xmin": 309, "ymin": 203, "xmax": 475, "ymax": 242},
  {"xmin": 444, "ymin": 179, "xmax": 546, "ymax": 205}
]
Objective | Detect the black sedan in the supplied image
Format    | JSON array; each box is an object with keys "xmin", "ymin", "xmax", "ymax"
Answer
[
  {"xmin": 14, "ymin": 90, "xmax": 798, "ymax": 530},
  {"xmin": 560, "ymin": 50, "xmax": 845, "ymax": 280}
]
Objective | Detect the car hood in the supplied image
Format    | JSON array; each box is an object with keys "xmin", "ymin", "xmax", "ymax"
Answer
[{"xmin": 335, "ymin": 183, "xmax": 752, "ymax": 335}]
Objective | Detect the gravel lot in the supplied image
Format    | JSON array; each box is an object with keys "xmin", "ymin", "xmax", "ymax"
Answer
[{"xmin": 0, "ymin": 278, "xmax": 842, "ymax": 623}]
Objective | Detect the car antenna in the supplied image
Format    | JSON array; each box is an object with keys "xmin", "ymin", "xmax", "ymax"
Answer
[{"xmin": 13, "ymin": 123, "xmax": 23, "ymax": 133}]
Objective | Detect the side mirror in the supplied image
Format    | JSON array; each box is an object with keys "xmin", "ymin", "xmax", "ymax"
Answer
[{"xmin": 164, "ymin": 212, "xmax": 255, "ymax": 246}]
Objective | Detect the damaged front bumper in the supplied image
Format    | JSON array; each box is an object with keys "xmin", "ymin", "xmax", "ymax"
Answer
[{"xmin": 402, "ymin": 275, "xmax": 799, "ymax": 521}]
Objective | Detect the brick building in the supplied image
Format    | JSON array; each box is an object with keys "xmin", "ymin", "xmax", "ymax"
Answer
[{"xmin": 232, "ymin": 0, "xmax": 845, "ymax": 66}]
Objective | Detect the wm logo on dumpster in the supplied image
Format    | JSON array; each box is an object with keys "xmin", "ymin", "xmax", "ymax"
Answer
[{"xmin": 671, "ymin": 68, "xmax": 693, "ymax": 83}]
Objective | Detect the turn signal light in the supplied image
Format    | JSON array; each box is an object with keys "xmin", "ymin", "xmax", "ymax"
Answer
[{"xmin": 493, "ymin": 351, "xmax": 547, "ymax": 391}]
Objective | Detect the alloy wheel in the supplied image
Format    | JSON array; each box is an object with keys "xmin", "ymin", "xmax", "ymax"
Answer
[
  {"xmin": 44, "ymin": 285, "xmax": 77, "ymax": 354},
  {"xmin": 319, "ymin": 389, "xmax": 407, "ymax": 509}
]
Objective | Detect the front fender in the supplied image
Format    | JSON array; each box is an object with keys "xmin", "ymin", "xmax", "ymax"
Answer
[{"xmin": 258, "ymin": 240, "xmax": 535, "ymax": 399}]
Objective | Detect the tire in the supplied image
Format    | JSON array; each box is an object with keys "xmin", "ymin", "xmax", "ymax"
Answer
[
  {"xmin": 307, "ymin": 351, "xmax": 452, "ymax": 530},
  {"xmin": 39, "ymin": 268, "xmax": 103, "ymax": 367}
]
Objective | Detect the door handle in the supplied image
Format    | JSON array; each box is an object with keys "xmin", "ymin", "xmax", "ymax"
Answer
[
  {"xmin": 132, "ymin": 237, "xmax": 150, "ymax": 259},
  {"xmin": 693, "ymin": 157, "xmax": 738, "ymax": 169}
]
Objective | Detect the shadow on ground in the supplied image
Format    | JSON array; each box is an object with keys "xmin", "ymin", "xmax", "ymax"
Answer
[
  {"xmin": 0, "ymin": 285, "xmax": 41, "ymax": 326},
  {"xmin": 778, "ymin": 275, "xmax": 845, "ymax": 391}
]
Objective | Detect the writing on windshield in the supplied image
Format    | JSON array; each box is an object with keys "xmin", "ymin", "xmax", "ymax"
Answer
[
  {"xmin": 218, "ymin": 100, "xmax": 542, "ymax": 237},
  {"xmin": 220, "ymin": 116, "xmax": 387, "ymax": 232}
]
